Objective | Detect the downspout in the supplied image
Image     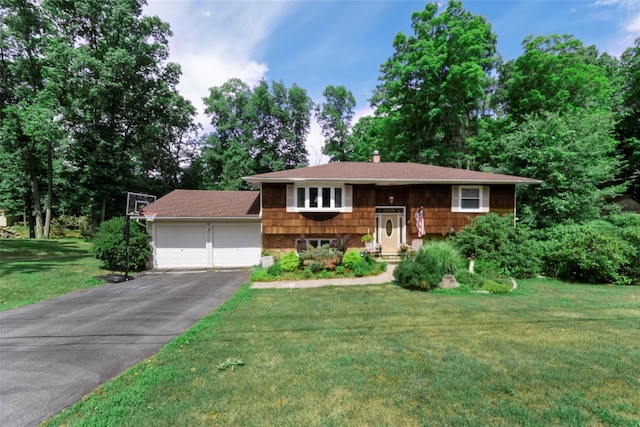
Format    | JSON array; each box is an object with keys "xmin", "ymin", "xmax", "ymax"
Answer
[{"xmin": 513, "ymin": 186, "xmax": 517, "ymax": 229}]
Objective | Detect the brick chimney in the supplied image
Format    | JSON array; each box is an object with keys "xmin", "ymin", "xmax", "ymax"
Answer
[{"xmin": 372, "ymin": 150, "xmax": 381, "ymax": 163}]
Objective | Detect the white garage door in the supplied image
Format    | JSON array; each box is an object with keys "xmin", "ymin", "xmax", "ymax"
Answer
[
  {"xmin": 155, "ymin": 224, "xmax": 207, "ymax": 268},
  {"xmin": 212, "ymin": 223, "xmax": 261, "ymax": 268}
]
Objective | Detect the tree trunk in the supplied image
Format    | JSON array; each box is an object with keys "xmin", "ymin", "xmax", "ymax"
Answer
[
  {"xmin": 43, "ymin": 139, "xmax": 53, "ymax": 239},
  {"xmin": 31, "ymin": 175, "xmax": 43, "ymax": 238}
]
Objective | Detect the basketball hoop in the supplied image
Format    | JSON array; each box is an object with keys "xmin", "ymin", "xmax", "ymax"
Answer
[{"xmin": 143, "ymin": 211, "xmax": 157, "ymax": 222}]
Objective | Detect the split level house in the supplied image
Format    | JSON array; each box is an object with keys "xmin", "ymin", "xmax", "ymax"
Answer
[{"xmin": 148, "ymin": 153, "xmax": 540, "ymax": 269}]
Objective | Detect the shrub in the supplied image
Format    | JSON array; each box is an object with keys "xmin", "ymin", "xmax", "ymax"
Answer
[
  {"xmin": 92, "ymin": 217, "xmax": 150, "ymax": 271},
  {"xmin": 299, "ymin": 244, "xmax": 343, "ymax": 270},
  {"xmin": 454, "ymin": 270, "xmax": 485, "ymax": 290},
  {"xmin": 50, "ymin": 215, "xmax": 93, "ymax": 238},
  {"xmin": 543, "ymin": 220, "xmax": 637, "ymax": 285},
  {"xmin": 281, "ymin": 251, "xmax": 300, "ymax": 272},
  {"xmin": 250, "ymin": 269, "xmax": 273, "ymax": 282},
  {"xmin": 341, "ymin": 250, "xmax": 362, "ymax": 270},
  {"xmin": 353, "ymin": 259, "xmax": 374, "ymax": 277},
  {"xmin": 482, "ymin": 280, "xmax": 513, "ymax": 294},
  {"xmin": 308, "ymin": 261, "xmax": 323, "ymax": 273},
  {"xmin": 423, "ymin": 241, "xmax": 465, "ymax": 275},
  {"xmin": 266, "ymin": 262, "xmax": 283, "ymax": 277},
  {"xmin": 394, "ymin": 241, "xmax": 465, "ymax": 291},
  {"xmin": 452, "ymin": 213, "xmax": 542, "ymax": 278}
]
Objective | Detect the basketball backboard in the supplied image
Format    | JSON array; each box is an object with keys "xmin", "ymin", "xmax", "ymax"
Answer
[{"xmin": 126, "ymin": 192, "xmax": 156, "ymax": 216}]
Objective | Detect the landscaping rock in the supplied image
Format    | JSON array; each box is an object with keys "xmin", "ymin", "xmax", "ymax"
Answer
[{"xmin": 438, "ymin": 274, "xmax": 460, "ymax": 289}]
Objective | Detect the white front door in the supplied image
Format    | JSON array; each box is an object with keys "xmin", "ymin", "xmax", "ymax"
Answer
[{"xmin": 375, "ymin": 207, "xmax": 406, "ymax": 255}]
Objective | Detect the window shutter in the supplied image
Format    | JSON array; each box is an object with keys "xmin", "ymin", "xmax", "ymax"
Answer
[
  {"xmin": 481, "ymin": 186, "xmax": 490, "ymax": 212},
  {"xmin": 344, "ymin": 185, "xmax": 353, "ymax": 213},
  {"xmin": 451, "ymin": 186, "xmax": 461, "ymax": 212},
  {"xmin": 286, "ymin": 185, "xmax": 295, "ymax": 212}
]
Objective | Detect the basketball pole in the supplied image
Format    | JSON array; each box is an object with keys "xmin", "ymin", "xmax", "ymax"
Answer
[{"xmin": 124, "ymin": 214, "xmax": 131, "ymax": 281}]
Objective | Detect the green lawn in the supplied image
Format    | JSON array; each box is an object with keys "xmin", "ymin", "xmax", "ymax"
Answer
[
  {"xmin": 0, "ymin": 238, "xmax": 108, "ymax": 310},
  {"xmin": 45, "ymin": 279, "xmax": 640, "ymax": 426}
]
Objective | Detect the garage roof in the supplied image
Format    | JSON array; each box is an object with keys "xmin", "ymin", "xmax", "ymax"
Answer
[{"xmin": 154, "ymin": 190, "xmax": 260, "ymax": 218}]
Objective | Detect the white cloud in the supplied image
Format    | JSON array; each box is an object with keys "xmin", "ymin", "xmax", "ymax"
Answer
[
  {"xmin": 143, "ymin": 0, "xmax": 292, "ymax": 129},
  {"xmin": 593, "ymin": 0, "xmax": 640, "ymax": 56}
]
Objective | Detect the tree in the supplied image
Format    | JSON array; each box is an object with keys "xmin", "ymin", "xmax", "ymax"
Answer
[
  {"xmin": 200, "ymin": 78, "xmax": 312, "ymax": 189},
  {"xmin": 496, "ymin": 34, "xmax": 615, "ymax": 120},
  {"xmin": 497, "ymin": 110, "xmax": 624, "ymax": 227},
  {"xmin": 371, "ymin": 0, "xmax": 498, "ymax": 166},
  {"xmin": 0, "ymin": 0, "xmax": 58, "ymax": 238},
  {"xmin": 316, "ymin": 85, "xmax": 356, "ymax": 162},
  {"xmin": 618, "ymin": 38, "xmax": 640, "ymax": 200},
  {"xmin": 46, "ymin": 0, "xmax": 196, "ymax": 221}
]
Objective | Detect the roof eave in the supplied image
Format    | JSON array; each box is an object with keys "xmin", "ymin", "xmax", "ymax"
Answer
[
  {"xmin": 138, "ymin": 216, "xmax": 261, "ymax": 221},
  {"xmin": 244, "ymin": 178, "xmax": 542, "ymax": 185}
]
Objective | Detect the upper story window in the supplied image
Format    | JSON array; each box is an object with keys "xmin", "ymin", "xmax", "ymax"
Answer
[
  {"xmin": 452, "ymin": 185, "xmax": 490, "ymax": 213},
  {"xmin": 288, "ymin": 184, "xmax": 352, "ymax": 213}
]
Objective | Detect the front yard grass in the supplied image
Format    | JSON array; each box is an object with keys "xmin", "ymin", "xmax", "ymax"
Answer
[
  {"xmin": 45, "ymin": 279, "xmax": 640, "ymax": 426},
  {"xmin": 0, "ymin": 238, "xmax": 108, "ymax": 310}
]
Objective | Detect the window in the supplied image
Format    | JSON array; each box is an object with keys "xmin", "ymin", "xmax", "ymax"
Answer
[
  {"xmin": 461, "ymin": 188, "xmax": 480, "ymax": 210},
  {"xmin": 296, "ymin": 238, "xmax": 336, "ymax": 252},
  {"xmin": 452, "ymin": 185, "xmax": 490, "ymax": 213},
  {"xmin": 290, "ymin": 185, "xmax": 349, "ymax": 212}
]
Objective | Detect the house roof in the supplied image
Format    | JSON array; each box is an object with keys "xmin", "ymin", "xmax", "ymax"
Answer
[
  {"xmin": 153, "ymin": 190, "xmax": 260, "ymax": 218},
  {"xmin": 243, "ymin": 162, "xmax": 541, "ymax": 186}
]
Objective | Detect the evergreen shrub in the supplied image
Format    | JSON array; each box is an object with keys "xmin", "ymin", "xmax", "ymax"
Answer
[{"xmin": 92, "ymin": 217, "xmax": 150, "ymax": 271}]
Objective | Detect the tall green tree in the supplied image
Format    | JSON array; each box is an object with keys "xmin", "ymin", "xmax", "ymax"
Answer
[
  {"xmin": 316, "ymin": 85, "xmax": 356, "ymax": 162},
  {"xmin": 497, "ymin": 110, "xmax": 624, "ymax": 227},
  {"xmin": 371, "ymin": 0, "xmax": 498, "ymax": 166},
  {"xmin": 0, "ymin": 0, "xmax": 58, "ymax": 237},
  {"xmin": 201, "ymin": 78, "xmax": 312, "ymax": 189},
  {"xmin": 496, "ymin": 34, "xmax": 615, "ymax": 120},
  {"xmin": 45, "ymin": 0, "xmax": 196, "ymax": 221},
  {"xmin": 618, "ymin": 38, "xmax": 640, "ymax": 199}
]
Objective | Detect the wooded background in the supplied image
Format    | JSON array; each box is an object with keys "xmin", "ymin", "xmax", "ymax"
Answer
[{"xmin": 1, "ymin": 0, "xmax": 638, "ymax": 237}]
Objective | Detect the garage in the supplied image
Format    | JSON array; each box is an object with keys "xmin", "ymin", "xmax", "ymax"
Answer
[
  {"xmin": 155, "ymin": 224, "xmax": 208, "ymax": 268},
  {"xmin": 212, "ymin": 223, "xmax": 261, "ymax": 268},
  {"xmin": 150, "ymin": 190, "xmax": 262, "ymax": 269}
]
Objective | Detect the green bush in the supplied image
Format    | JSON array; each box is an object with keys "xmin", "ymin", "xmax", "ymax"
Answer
[
  {"xmin": 92, "ymin": 217, "xmax": 150, "ymax": 271},
  {"xmin": 482, "ymin": 280, "xmax": 513, "ymax": 294},
  {"xmin": 353, "ymin": 259, "xmax": 373, "ymax": 277},
  {"xmin": 342, "ymin": 250, "xmax": 362, "ymax": 270},
  {"xmin": 250, "ymin": 269, "xmax": 273, "ymax": 282},
  {"xmin": 281, "ymin": 251, "xmax": 300, "ymax": 272},
  {"xmin": 454, "ymin": 270, "xmax": 485, "ymax": 290},
  {"xmin": 299, "ymin": 244, "xmax": 343, "ymax": 270},
  {"xmin": 50, "ymin": 215, "xmax": 93, "ymax": 239},
  {"xmin": 542, "ymin": 219, "xmax": 638, "ymax": 285},
  {"xmin": 452, "ymin": 213, "xmax": 542, "ymax": 278},
  {"xmin": 394, "ymin": 241, "xmax": 465, "ymax": 291},
  {"xmin": 267, "ymin": 262, "xmax": 283, "ymax": 277},
  {"xmin": 423, "ymin": 241, "xmax": 465, "ymax": 275}
]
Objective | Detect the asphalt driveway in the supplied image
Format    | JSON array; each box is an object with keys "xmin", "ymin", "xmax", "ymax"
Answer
[{"xmin": 0, "ymin": 270, "xmax": 248, "ymax": 427}]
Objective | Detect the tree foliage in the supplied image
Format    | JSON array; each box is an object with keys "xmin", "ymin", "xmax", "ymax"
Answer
[
  {"xmin": 316, "ymin": 85, "xmax": 356, "ymax": 162},
  {"xmin": 199, "ymin": 78, "xmax": 312, "ymax": 189},
  {"xmin": 0, "ymin": 0, "xmax": 197, "ymax": 235},
  {"xmin": 497, "ymin": 110, "xmax": 624, "ymax": 227},
  {"xmin": 371, "ymin": 0, "xmax": 498, "ymax": 166}
]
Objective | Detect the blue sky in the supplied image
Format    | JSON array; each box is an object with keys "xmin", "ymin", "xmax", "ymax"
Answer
[{"xmin": 143, "ymin": 0, "xmax": 640, "ymax": 164}]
